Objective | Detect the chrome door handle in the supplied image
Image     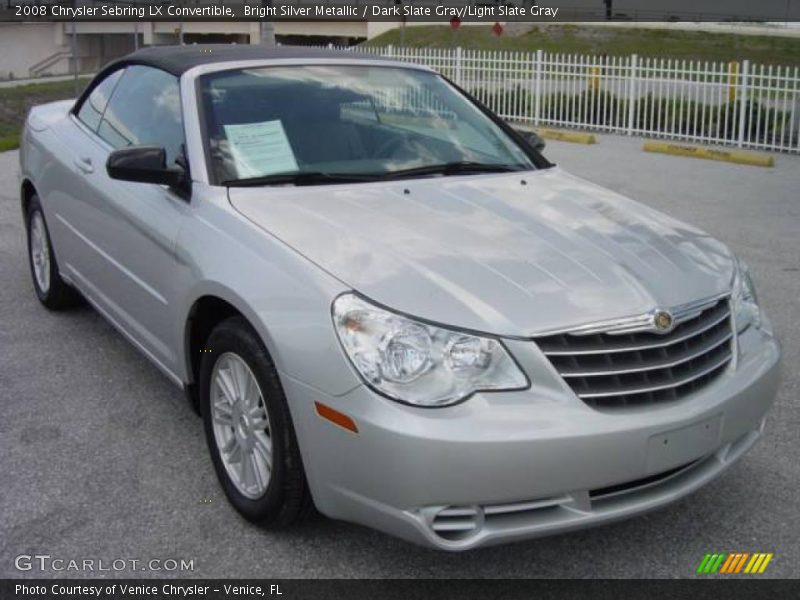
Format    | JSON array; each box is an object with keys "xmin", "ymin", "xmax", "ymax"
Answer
[{"xmin": 74, "ymin": 157, "xmax": 94, "ymax": 174}]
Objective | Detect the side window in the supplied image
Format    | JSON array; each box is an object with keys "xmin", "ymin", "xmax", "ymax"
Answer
[
  {"xmin": 76, "ymin": 69, "xmax": 124, "ymax": 131},
  {"xmin": 97, "ymin": 65, "xmax": 184, "ymax": 166}
]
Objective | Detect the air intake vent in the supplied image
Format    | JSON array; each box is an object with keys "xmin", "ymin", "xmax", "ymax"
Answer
[
  {"xmin": 536, "ymin": 298, "xmax": 733, "ymax": 409},
  {"xmin": 428, "ymin": 496, "xmax": 570, "ymax": 541},
  {"xmin": 430, "ymin": 506, "xmax": 481, "ymax": 541},
  {"xmin": 590, "ymin": 460, "xmax": 700, "ymax": 500}
]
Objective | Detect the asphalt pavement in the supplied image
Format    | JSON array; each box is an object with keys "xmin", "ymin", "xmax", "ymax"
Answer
[{"xmin": 1, "ymin": 134, "xmax": 798, "ymax": 578}]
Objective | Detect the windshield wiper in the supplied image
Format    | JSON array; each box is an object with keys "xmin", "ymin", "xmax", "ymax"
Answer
[
  {"xmin": 222, "ymin": 162, "xmax": 523, "ymax": 187},
  {"xmin": 222, "ymin": 171, "xmax": 381, "ymax": 187},
  {"xmin": 382, "ymin": 161, "xmax": 523, "ymax": 180}
]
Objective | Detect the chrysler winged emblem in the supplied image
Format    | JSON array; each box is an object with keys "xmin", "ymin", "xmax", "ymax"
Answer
[{"xmin": 652, "ymin": 309, "xmax": 675, "ymax": 333}]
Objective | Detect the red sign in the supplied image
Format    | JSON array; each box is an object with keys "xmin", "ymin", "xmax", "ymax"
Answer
[
  {"xmin": 492, "ymin": 22, "xmax": 504, "ymax": 37},
  {"xmin": 450, "ymin": 16, "xmax": 461, "ymax": 30}
]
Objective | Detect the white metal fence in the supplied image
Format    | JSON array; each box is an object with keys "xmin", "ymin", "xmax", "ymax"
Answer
[{"xmin": 350, "ymin": 45, "xmax": 800, "ymax": 154}]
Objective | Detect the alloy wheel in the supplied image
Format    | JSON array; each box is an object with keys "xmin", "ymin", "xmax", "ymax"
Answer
[
  {"xmin": 30, "ymin": 211, "xmax": 51, "ymax": 294},
  {"xmin": 211, "ymin": 352, "xmax": 273, "ymax": 499}
]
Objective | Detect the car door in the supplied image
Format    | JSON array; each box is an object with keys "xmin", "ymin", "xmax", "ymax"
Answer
[
  {"xmin": 59, "ymin": 65, "xmax": 189, "ymax": 378},
  {"xmin": 46, "ymin": 67, "xmax": 124, "ymax": 288}
]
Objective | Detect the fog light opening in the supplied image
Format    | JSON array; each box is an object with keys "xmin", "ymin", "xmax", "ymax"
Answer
[{"xmin": 430, "ymin": 505, "xmax": 484, "ymax": 542}]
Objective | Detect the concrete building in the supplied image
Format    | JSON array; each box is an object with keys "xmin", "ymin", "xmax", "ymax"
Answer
[{"xmin": 0, "ymin": 20, "xmax": 380, "ymax": 80}]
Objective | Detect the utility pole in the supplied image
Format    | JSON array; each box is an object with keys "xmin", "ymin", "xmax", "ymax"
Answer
[
  {"xmin": 71, "ymin": 0, "xmax": 78, "ymax": 95},
  {"xmin": 395, "ymin": 0, "xmax": 405, "ymax": 47},
  {"xmin": 260, "ymin": 0, "xmax": 275, "ymax": 45},
  {"xmin": 604, "ymin": 0, "xmax": 613, "ymax": 20}
]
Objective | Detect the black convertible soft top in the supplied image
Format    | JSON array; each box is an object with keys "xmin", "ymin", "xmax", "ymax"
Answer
[
  {"xmin": 108, "ymin": 44, "xmax": 385, "ymax": 76},
  {"xmin": 72, "ymin": 44, "xmax": 394, "ymax": 114}
]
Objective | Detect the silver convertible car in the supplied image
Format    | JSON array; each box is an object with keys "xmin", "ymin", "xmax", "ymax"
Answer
[{"xmin": 19, "ymin": 46, "xmax": 781, "ymax": 550}]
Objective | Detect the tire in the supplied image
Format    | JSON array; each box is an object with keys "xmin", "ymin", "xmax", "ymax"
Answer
[
  {"xmin": 200, "ymin": 316, "xmax": 312, "ymax": 527},
  {"xmin": 25, "ymin": 194, "xmax": 81, "ymax": 310}
]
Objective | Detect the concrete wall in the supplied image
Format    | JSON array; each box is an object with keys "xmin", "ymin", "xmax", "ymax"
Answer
[
  {"xmin": 0, "ymin": 21, "xmax": 370, "ymax": 80},
  {"xmin": 0, "ymin": 23, "xmax": 64, "ymax": 80}
]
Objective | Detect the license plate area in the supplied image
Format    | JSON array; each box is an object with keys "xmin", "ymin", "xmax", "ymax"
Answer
[{"xmin": 646, "ymin": 415, "xmax": 723, "ymax": 475}]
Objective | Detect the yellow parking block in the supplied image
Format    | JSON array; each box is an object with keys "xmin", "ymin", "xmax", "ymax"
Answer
[
  {"xmin": 643, "ymin": 142, "xmax": 774, "ymax": 167},
  {"xmin": 537, "ymin": 128, "xmax": 597, "ymax": 145}
]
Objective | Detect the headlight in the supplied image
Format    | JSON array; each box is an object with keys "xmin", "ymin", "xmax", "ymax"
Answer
[
  {"xmin": 332, "ymin": 294, "xmax": 528, "ymax": 406},
  {"xmin": 731, "ymin": 258, "xmax": 760, "ymax": 333}
]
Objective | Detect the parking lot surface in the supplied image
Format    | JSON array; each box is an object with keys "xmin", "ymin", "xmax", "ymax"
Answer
[{"xmin": 1, "ymin": 134, "xmax": 798, "ymax": 578}]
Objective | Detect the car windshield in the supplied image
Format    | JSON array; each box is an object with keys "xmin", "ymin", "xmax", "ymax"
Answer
[{"xmin": 198, "ymin": 64, "xmax": 536, "ymax": 186}]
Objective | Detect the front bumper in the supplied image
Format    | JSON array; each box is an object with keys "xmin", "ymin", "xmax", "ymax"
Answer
[{"xmin": 284, "ymin": 326, "xmax": 781, "ymax": 550}]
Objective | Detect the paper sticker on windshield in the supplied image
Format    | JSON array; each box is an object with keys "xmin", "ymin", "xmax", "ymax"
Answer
[{"xmin": 223, "ymin": 120, "xmax": 298, "ymax": 179}]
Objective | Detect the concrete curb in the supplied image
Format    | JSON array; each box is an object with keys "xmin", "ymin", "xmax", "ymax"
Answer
[
  {"xmin": 643, "ymin": 142, "xmax": 775, "ymax": 167},
  {"xmin": 537, "ymin": 128, "xmax": 597, "ymax": 145}
]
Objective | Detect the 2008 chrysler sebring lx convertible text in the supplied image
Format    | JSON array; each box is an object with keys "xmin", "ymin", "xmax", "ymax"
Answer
[{"xmin": 19, "ymin": 46, "xmax": 781, "ymax": 550}]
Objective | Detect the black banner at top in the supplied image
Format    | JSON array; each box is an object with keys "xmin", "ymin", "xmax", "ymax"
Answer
[{"xmin": 3, "ymin": 0, "xmax": 800, "ymax": 23}]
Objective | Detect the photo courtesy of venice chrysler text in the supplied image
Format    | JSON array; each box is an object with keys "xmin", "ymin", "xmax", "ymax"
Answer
[{"xmin": 1, "ymin": 0, "xmax": 798, "ymax": 592}]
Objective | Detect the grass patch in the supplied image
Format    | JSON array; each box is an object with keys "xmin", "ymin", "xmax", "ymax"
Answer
[
  {"xmin": 0, "ymin": 77, "xmax": 90, "ymax": 152},
  {"xmin": 364, "ymin": 25, "xmax": 800, "ymax": 66},
  {"xmin": 0, "ymin": 134, "xmax": 20, "ymax": 152}
]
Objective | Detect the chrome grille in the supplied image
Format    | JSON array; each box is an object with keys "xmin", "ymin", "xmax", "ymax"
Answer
[{"xmin": 536, "ymin": 298, "xmax": 733, "ymax": 409}]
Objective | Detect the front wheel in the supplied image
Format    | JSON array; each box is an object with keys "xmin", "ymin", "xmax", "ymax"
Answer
[
  {"xmin": 26, "ymin": 194, "xmax": 81, "ymax": 310},
  {"xmin": 200, "ymin": 317, "xmax": 312, "ymax": 527}
]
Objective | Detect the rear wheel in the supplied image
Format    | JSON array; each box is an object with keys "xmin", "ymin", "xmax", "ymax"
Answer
[
  {"xmin": 26, "ymin": 195, "xmax": 81, "ymax": 310},
  {"xmin": 200, "ymin": 317, "xmax": 312, "ymax": 527}
]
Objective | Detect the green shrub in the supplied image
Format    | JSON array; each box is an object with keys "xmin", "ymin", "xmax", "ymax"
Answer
[{"xmin": 469, "ymin": 86, "xmax": 796, "ymax": 146}]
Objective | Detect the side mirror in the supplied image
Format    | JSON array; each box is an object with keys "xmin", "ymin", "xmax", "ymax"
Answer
[
  {"xmin": 513, "ymin": 128, "xmax": 546, "ymax": 153},
  {"xmin": 107, "ymin": 145, "xmax": 185, "ymax": 187}
]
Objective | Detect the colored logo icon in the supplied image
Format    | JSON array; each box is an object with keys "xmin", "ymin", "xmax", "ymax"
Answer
[{"xmin": 696, "ymin": 552, "xmax": 773, "ymax": 574}]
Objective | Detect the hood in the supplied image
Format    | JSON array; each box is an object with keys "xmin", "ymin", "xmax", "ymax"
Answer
[{"xmin": 228, "ymin": 167, "xmax": 734, "ymax": 336}]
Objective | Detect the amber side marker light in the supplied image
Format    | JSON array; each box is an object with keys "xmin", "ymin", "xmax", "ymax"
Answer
[{"xmin": 314, "ymin": 401, "xmax": 359, "ymax": 433}]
